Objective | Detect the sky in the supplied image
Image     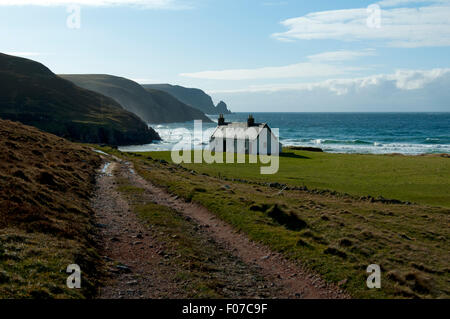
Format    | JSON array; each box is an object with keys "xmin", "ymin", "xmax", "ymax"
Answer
[{"xmin": 2, "ymin": 0, "xmax": 450, "ymax": 112}]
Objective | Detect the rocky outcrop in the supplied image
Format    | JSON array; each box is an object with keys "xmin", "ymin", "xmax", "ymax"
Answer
[
  {"xmin": 215, "ymin": 101, "xmax": 231, "ymax": 114},
  {"xmin": 286, "ymin": 146, "xmax": 324, "ymax": 152}
]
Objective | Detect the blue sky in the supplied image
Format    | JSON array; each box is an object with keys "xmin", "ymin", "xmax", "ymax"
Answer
[{"xmin": 2, "ymin": 0, "xmax": 450, "ymax": 112}]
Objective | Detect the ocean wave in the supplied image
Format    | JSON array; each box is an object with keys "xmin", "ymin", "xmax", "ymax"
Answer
[
  {"xmin": 423, "ymin": 137, "xmax": 448, "ymax": 144},
  {"xmin": 374, "ymin": 142, "xmax": 383, "ymax": 147},
  {"xmin": 281, "ymin": 139, "xmax": 450, "ymax": 155},
  {"xmin": 310, "ymin": 139, "xmax": 373, "ymax": 145},
  {"xmin": 127, "ymin": 120, "xmax": 450, "ymax": 155}
]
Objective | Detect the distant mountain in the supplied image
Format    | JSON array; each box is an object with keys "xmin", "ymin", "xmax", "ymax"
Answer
[
  {"xmin": 61, "ymin": 75, "xmax": 212, "ymax": 124},
  {"xmin": 145, "ymin": 88, "xmax": 213, "ymax": 123},
  {"xmin": 0, "ymin": 53, "xmax": 159, "ymax": 146},
  {"xmin": 143, "ymin": 84, "xmax": 232, "ymax": 115}
]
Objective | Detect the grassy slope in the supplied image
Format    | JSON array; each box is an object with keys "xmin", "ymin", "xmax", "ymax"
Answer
[
  {"xmin": 0, "ymin": 120, "xmax": 102, "ymax": 298},
  {"xmin": 145, "ymin": 150, "xmax": 450, "ymax": 208},
  {"xmin": 145, "ymin": 88, "xmax": 213, "ymax": 123},
  {"xmin": 60, "ymin": 74, "xmax": 212, "ymax": 124},
  {"xmin": 99, "ymin": 147, "xmax": 449, "ymax": 299},
  {"xmin": 143, "ymin": 84, "xmax": 226, "ymax": 114},
  {"xmin": 0, "ymin": 53, "xmax": 159, "ymax": 146}
]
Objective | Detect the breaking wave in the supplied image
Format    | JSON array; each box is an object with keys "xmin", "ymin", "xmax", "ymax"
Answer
[{"xmin": 119, "ymin": 113, "xmax": 450, "ymax": 155}]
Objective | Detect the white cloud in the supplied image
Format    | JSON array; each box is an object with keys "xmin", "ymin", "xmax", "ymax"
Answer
[
  {"xmin": 208, "ymin": 68, "xmax": 450, "ymax": 94},
  {"xmin": 209, "ymin": 68, "xmax": 450, "ymax": 112},
  {"xmin": 0, "ymin": 0, "xmax": 190, "ymax": 9},
  {"xmin": 180, "ymin": 62, "xmax": 364, "ymax": 80},
  {"xmin": 377, "ymin": 0, "xmax": 449, "ymax": 7},
  {"xmin": 273, "ymin": 3, "xmax": 450, "ymax": 47},
  {"xmin": 392, "ymin": 68, "xmax": 450, "ymax": 89},
  {"xmin": 307, "ymin": 49, "xmax": 376, "ymax": 62},
  {"xmin": 180, "ymin": 49, "xmax": 376, "ymax": 81}
]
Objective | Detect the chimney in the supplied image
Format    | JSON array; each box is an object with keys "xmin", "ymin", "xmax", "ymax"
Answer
[
  {"xmin": 218, "ymin": 114, "xmax": 225, "ymax": 126},
  {"xmin": 247, "ymin": 114, "xmax": 255, "ymax": 127}
]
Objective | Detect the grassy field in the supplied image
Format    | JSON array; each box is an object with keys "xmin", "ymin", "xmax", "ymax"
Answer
[
  {"xmin": 144, "ymin": 149, "xmax": 450, "ymax": 208},
  {"xmin": 115, "ymin": 177, "xmax": 274, "ymax": 298},
  {"xmin": 0, "ymin": 120, "xmax": 102, "ymax": 298},
  {"xmin": 100, "ymin": 147, "xmax": 450, "ymax": 299}
]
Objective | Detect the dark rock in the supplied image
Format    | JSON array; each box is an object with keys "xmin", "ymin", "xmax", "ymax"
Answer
[
  {"xmin": 287, "ymin": 146, "xmax": 324, "ymax": 152},
  {"xmin": 116, "ymin": 264, "xmax": 132, "ymax": 273},
  {"xmin": 215, "ymin": 101, "xmax": 232, "ymax": 114}
]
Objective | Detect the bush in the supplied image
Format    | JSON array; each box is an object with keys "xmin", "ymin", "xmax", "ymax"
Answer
[{"xmin": 266, "ymin": 204, "xmax": 307, "ymax": 231}]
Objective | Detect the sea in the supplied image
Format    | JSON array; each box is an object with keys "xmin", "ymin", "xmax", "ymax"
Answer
[{"xmin": 119, "ymin": 113, "xmax": 450, "ymax": 155}]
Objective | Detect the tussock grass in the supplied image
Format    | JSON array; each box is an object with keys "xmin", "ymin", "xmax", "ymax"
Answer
[
  {"xmin": 99, "ymin": 147, "xmax": 450, "ymax": 299},
  {"xmin": 0, "ymin": 119, "xmax": 102, "ymax": 298}
]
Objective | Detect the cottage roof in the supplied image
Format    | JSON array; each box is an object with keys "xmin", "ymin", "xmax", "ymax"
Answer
[{"xmin": 211, "ymin": 122, "xmax": 270, "ymax": 140}]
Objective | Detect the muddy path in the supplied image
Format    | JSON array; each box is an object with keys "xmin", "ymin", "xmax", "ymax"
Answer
[
  {"xmin": 92, "ymin": 161, "xmax": 180, "ymax": 298},
  {"xmin": 92, "ymin": 156, "xmax": 348, "ymax": 299}
]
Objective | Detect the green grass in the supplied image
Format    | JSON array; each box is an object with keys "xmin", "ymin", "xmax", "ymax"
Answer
[
  {"xmin": 98, "ymin": 147, "xmax": 450, "ymax": 299},
  {"xmin": 0, "ymin": 120, "xmax": 104, "ymax": 299},
  {"xmin": 117, "ymin": 184, "xmax": 145, "ymax": 194},
  {"xmin": 0, "ymin": 229, "xmax": 100, "ymax": 299},
  {"xmin": 143, "ymin": 150, "xmax": 450, "ymax": 208},
  {"xmin": 114, "ymin": 176, "xmax": 270, "ymax": 298}
]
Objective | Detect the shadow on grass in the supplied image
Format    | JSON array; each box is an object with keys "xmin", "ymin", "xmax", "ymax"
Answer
[
  {"xmin": 250, "ymin": 203, "xmax": 308, "ymax": 231},
  {"xmin": 280, "ymin": 152, "xmax": 310, "ymax": 159}
]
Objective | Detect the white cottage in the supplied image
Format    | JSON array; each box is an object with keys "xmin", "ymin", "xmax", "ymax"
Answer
[{"xmin": 209, "ymin": 115, "xmax": 282, "ymax": 155}]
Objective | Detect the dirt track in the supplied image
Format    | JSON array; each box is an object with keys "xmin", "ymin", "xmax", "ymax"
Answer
[{"xmin": 92, "ymin": 156, "xmax": 348, "ymax": 299}]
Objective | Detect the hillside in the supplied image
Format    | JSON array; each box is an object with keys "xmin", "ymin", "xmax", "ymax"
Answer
[
  {"xmin": 0, "ymin": 119, "xmax": 102, "ymax": 298},
  {"xmin": 60, "ymin": 74, "xmax": 212, "ymax": 124},
  {"xmin": 143, "ymin": 84, "xmax": 231, "ymax": 115},
  {"xmin": 0, "ymin": 53, "xmax": 160, "ymax": 146},
  {"xmin": 145, "ymin": 88, "xmax": 214, "ymax": 122}
]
